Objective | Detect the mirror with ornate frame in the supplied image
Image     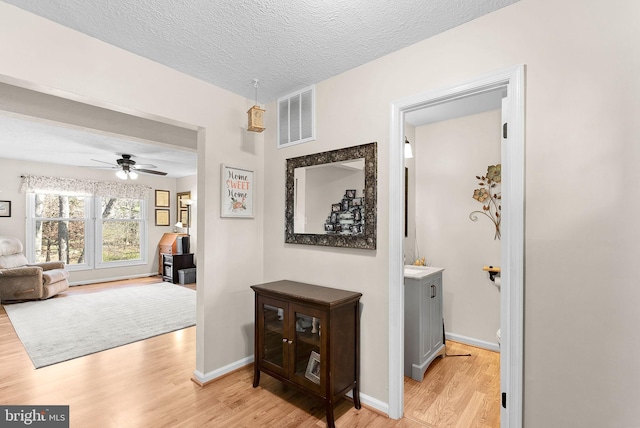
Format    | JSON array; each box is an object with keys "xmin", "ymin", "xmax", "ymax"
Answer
[{"xmin": 285, "ymin": 142, "xmax": 377, "ymax": 249}]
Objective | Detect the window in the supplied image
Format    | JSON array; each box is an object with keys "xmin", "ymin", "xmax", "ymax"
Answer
[
  {"xmin": 27, "ymin": 193, "xmax": 147, "ymax": 270},
  {"xmin": 31, "ymin": 194, "xmax": 88, "ymax": 266},
  {"xmin": 97, "ymin": 197, "xmax": 144, "ymax": 266}
]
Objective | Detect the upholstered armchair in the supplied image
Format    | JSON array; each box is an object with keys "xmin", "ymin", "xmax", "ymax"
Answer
[{"xmin": 0, "ymin": 236, "xmax": 69, "ymax": 302}]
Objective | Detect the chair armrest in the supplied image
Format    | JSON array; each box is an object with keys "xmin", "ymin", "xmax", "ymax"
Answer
[
  {"xmin": 0, "ymin": 266, "xmax": 43, "ymax": 277},
  {"xmin": 28, "ymin": 261, "xmax": 65, "ymax": 271}
]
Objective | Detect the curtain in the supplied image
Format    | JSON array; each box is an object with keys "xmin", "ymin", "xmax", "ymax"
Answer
[{"xmin": 20, "ymin": 175, "xmax": 152, "ymax": 200}]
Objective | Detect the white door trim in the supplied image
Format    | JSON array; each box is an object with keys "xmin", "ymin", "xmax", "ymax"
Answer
[{"xmin": 388, "ymin": 65, "xmax": 525, "ymax": 428}]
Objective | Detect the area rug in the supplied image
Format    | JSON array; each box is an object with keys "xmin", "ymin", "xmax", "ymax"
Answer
[{"xmin": 3, "ymin": 282, "xmax": 196, "ymax": 368}]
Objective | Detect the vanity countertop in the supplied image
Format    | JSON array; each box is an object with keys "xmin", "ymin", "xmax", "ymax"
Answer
[{"xmin": 404, "ymin": 265, "xmax": 444, "ymax": 279}]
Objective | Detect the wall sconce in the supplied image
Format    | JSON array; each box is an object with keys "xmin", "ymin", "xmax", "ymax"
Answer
[
  {"xmin": 404, "ymin": 137, "xmax": 414, "ymax": 159},
  {"xmin": 247, "ymin": 79, "xmax": 265, "ymax": 133}
]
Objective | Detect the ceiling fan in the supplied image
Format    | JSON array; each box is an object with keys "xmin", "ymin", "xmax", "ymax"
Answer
[{"xmin": 87, "ymin": 154, "xmax": 168, "ymax": 180}]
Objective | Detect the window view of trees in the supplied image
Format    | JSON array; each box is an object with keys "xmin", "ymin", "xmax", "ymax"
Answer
[
  {"xmin": 100, "ymin": 197, "xmax": 142, "ymax": 262},
  {"xmin": 32, "ymin": 194, "xmax": 144, "ymax": 266},
  {"xmin": 34, "ymin": 194, "xmax": 86, "ymax": 264}
]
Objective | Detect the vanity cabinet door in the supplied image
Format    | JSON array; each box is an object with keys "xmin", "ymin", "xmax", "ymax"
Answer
[
  {"xmin": 429, "ymin": 276, "xmax": 444, "ymax": 356},
  {"xmin": 256, "ymin": 295, "xmax": 289, "ymax": 378},
  {"xmin": 404, "ymin": 270, "xmax": 445, "ymax": 381}
]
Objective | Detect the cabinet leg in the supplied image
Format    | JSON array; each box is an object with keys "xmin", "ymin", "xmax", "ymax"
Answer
[
  {"xmin": 353, "ymin": 384, "xmax": 362, "ymax": 410},
  {"xmin": 325, "ymin": 400, "xmax": 335, "ymax": 428},
  {"xmin": 253, "ymin": 368, "xmax": 260, "ymax": 388}
]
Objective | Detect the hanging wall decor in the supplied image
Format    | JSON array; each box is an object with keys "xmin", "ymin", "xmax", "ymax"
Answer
[
  {"xmin": 469, "ymin": 164, "xmax": 502, "ymax": 240},
  {"xmin": 221, "ymin": 164, "xmax": 254, "ymax": 218},
  {"xmin": 247, "ymin": 79, "xmax": 265, "ymax": 133}
]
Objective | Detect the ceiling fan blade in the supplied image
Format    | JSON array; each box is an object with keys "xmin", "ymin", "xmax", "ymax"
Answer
[
  {"xmin": 131, "ymin": 164, "xmax": 157, "ymax": 169},
  {"xmin": 90, "ymin": 159, "xmax": 118, "ymax": 166},
  {"xmin": 137, "ymin": 169, "xmax": 168, "ymax": 176},
  {"xmin": 80, "ymin": 165, "xmax": 118, "ymax": 169}
]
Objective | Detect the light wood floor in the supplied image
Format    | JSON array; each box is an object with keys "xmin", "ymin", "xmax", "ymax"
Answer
[{"xmin": 0, "ymin": 277, "xmax": 499, "ymax": 427}]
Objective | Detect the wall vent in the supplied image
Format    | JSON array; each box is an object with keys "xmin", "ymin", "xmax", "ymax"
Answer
[{"xmin": 277, "ymin": 85, "xmax": 315, "ymax": 149}]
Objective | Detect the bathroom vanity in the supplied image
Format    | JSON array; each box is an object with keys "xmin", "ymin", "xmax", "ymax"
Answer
[{"xmin": 404, "ymin": 266, "xmax": 445, "ymax": 382}]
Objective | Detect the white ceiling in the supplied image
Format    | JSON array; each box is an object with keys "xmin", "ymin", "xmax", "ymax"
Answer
[
  {"xmin": 0, "ymin": 114, "xmax": 197, "ymax": 178},
  {"xmin": 405, "ymin": 88, "xmax": 505, "ymax": 127},
  {"xmin": 0, "ymin": 0, "xmax": 519, "ymax": 176}
]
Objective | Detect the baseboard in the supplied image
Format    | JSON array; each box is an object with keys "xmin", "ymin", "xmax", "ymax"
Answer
[
  {"xmin": 192, "ymin": 356, "xmax": 391, "ymax": 417},
  {"xmin": 69, "ymin": 273, "xmax": 159, "ymax": 286},
  {"xmin": 445, "ymin": 332, "xmax": 500, "ymax": 352},
  {"xmin": 192, "ymin": 355, "xmax": 255, "ymax": 386},
  {"xmin": 346, "ymin": 390, "xmax": 389, "ymax": 416}
]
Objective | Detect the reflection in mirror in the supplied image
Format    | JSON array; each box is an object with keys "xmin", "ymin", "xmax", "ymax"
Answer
[
  {"xmin": 285, "ymin": 142, "xmax": 376, "ymax": 249},
  {"xmin": 294, "ymin": 158, "xmax": 364, "ymax": 234}
]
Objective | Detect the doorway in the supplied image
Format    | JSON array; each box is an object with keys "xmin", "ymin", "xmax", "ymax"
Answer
[{"xmin": 389, "ymin": 66, "xmax": 524, "ymax": 427}]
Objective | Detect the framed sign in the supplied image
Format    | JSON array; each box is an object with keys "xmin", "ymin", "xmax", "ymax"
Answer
[
  {"xmin": 155, "ymin": 209, "xmax": 170, "ymax": 226},
  {"xmin": 221, "ymin": 164, "xmax": 254, "ymax": 218},
  {"xmin": 155, "ymin": 190, "xmax": 170, "ymax": 207},
  {"xmin": 0, "ymin": 201, "xmax": 10, "ymax": 217}
]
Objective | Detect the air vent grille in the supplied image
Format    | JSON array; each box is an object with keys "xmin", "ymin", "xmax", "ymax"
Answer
[{"xmin": 277, "ymin": 85, "xmax": 315, "ymax": 148}]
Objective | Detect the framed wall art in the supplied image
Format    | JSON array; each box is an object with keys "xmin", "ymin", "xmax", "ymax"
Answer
[
  {"xmin": 221, "ymin": 164, "xmax": 254, "ymax": 218},
  {"xmin": 155, "ymin": 190, "xmax": 170, "ymax": 207},
  {"xmin": 0, "ymin": 201, "xmax": 11, "ymax": 217},
  {"xmin": 155, "ymin": 209, "xmax": 170, "ymax": 226}
]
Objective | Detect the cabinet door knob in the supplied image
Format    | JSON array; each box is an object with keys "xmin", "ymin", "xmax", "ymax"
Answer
[
  {"xmin": 288, "ymin": 340, "xmax": 293, "ymax": 345},
  {"xmin": 282, "ymin": 338, "xmax": 288, "ymax": 343}
]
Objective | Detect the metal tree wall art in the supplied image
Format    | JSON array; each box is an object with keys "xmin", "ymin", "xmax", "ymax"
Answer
[{"xmin": 469, "ymin": 164, "xmax": 502, "ymax": 240}]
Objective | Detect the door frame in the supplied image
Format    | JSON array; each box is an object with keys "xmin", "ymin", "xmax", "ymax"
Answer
[{"xmin": 388, "ymin": 65, "xmax": 525, "ymax": 427}]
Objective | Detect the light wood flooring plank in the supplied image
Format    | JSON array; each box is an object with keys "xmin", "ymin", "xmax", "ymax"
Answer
[{"xmin": 1, "ymin": 277, "xmax": 499, "ymax": 427}]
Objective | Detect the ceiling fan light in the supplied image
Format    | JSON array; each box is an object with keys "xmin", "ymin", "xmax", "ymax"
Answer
[
  {"xmin": 116, "ymin": 170, "xmax": 128, "ymax": 180},
  {"xmin": 128, "ymin": 170, "xmax": 139, "ymax": 179}
]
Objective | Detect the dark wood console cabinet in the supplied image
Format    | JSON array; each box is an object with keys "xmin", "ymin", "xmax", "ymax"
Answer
[
  {"xmin": 157, "ymin": 232, "xmax": 188, "ymax": 274},
  {"xmin": 251, "ymin": 280, "xmax": 362, "ymax": 428},
  {"xmin": 161, "ymin": 253, "xmax": 194, "ymax": 284}
]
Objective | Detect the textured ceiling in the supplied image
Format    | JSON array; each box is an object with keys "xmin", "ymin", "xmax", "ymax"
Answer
[
  {"xmin": 3, "ymin": 0, "xmax": 520, "ymax": 103},
  {"xmin": 0, "ymin": 0, "xmax": 519, "ymax": 177}
]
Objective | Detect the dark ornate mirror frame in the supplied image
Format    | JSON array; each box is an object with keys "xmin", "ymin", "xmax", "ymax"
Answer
[{"xmin": 285, "ymin": 142, "xmax": 377, "ymax": 249}]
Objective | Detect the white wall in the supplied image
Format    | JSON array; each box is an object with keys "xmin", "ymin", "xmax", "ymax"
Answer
[
  {"xmin": 0, "ymin": 2, "xmax": 263, "ymax": 381},
  {"xmin": 264, "ymin": 0, "xmax": 640, "ymax": 425},
  {"xmin": 413, "ymin": 110, "xmax": 501, "ymax": 347}
]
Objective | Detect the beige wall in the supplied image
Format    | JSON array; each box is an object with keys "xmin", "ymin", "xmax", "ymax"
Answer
[
  {"xmin": 413, "ymin": 110, "xmax": 501, "ymax": 347},
  {"xmin": 0, "ymin": 2, "xmax": 264, "ymax": 380},
  {"xmin": 265, "ymin": 0, "xmax": 640, "ymax": 425},
  {"xmin": 2, "ymin": 0, "xmax": 640, "ymax": 425}
]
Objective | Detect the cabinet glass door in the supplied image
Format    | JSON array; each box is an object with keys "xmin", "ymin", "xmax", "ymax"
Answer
[
  {"xmin": 259, "ymin": 297, "xmax": 287, "ymax": 373},
  {"xmin": 290, "ymin": 305, "xmax": 324, "ymax": 392}
]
